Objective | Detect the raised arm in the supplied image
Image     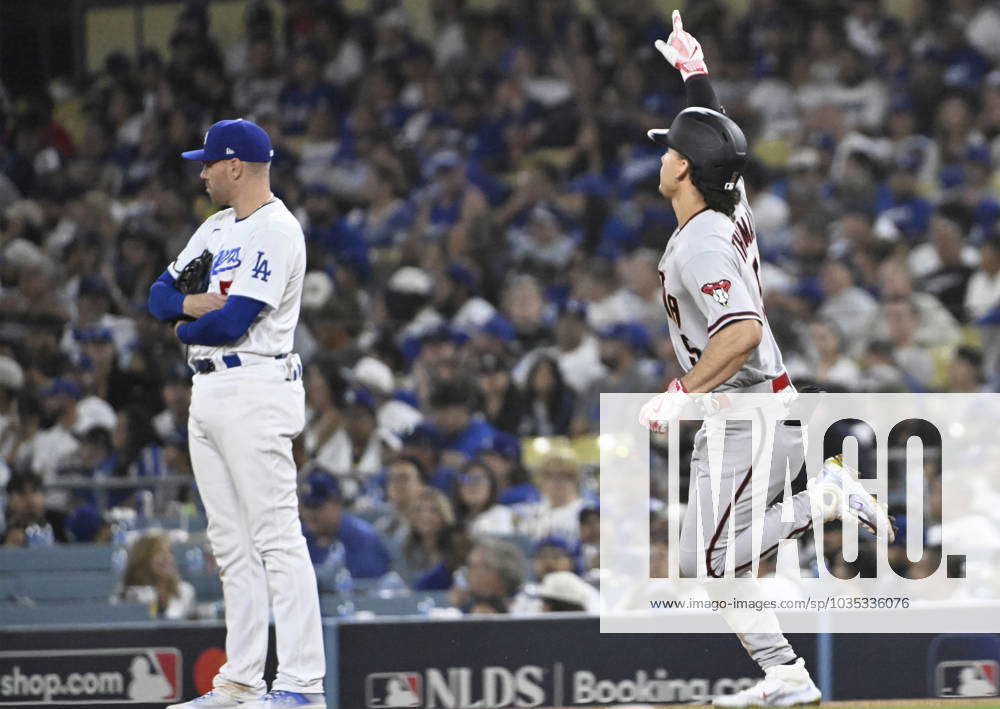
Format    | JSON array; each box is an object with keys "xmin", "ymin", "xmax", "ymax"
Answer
[{"xmin": 655, "ymin": 10, "xmax": 724, "ymax": 113}]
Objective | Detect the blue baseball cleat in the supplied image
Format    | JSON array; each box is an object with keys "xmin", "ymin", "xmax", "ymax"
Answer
[{"xmin": 240, "ymin": 690, "xmax": 325, "ymax": 708}]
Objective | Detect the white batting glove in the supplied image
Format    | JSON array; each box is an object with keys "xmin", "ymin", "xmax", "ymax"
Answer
[
  {"xmin": 654, "ymin": 9, "xmax": 708, "ymax": 82},
  {"xmin": 638, "ymin": 378, "xmax": 690, "ymax": 434}
]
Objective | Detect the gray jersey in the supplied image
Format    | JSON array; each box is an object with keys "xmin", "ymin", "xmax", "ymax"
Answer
[{"xmin": 657, "ymin": 182, "xmax": 784, "ymax": 391}]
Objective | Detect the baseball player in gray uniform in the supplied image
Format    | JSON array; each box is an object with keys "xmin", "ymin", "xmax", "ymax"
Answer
[
  {"xmin": 149, "ymin": 119, "xmax": 324, "ymax": 709},
  {"xmin": 638, "ymin": 12, "xmax": 893, "ymax": 708}
]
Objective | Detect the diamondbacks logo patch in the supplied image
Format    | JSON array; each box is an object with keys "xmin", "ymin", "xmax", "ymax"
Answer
[{"xmin": 701, "ymin": 279, "xmax": 732, "ymax": 307}]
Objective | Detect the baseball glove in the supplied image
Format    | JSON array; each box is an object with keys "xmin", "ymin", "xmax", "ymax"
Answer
[
  {"xmin": 170, "ymin": 249, "xmax": 213, "ymax": 323},
  {"xmin": 175, "ymin": 250, "xmax": 213, "ymax": 295}
]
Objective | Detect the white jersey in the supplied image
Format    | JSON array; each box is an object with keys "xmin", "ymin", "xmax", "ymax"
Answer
[
  {"xmin": 656, "ymin": 182, "xmax": 784, "ymax": 392},
  {"xmin": 169, "ymin": 199, "xmax": 305, "ymax": 366}
]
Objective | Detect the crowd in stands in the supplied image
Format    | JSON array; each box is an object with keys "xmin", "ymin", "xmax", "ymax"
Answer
[{"xmin": 2, "ymin": 0, "xmax": 1000, "ymax": 615}]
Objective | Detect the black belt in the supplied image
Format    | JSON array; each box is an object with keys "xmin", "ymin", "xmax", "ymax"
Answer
[{"xmin": 192, "ymin": 353, "xmax": 288, "ymax": 374}]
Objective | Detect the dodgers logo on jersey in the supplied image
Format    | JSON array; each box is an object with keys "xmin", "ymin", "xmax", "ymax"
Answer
[
  {"xmin": 212, "ymin": 247, "xmax": 242, "ymax": 275},
  {"xmin": 701, "ymin": 279, "xmax": 732, "ymax": 307}
]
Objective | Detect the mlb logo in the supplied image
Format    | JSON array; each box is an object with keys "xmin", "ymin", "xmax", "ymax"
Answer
[
  {"xmin": 366, "ymin": 672, "xmax": 422, "ymax": 708},
  {"xmin": 936, "ymin": 660, "xmax": 999, "ymax": 697},
  {"xmin": 128, "ymin": 650, "xmax": 182, "ymax": 702}
]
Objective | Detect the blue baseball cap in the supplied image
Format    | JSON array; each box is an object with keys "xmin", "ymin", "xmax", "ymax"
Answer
[
  {"xmin": 301, "ymin": 470, "xmax": 341, "ymax": 508},
  {"xmin": 40, "ymin": 377, "xmax": 84, "ymax": 400},
  {"xmin": 533, "ymin": 535, "xmax": 578, "ymax": 557},
  {"xmin": 487, "ymin": 431, "xmax": 522, "ymax": 462},
  {"xmin": 344, "ymin": 387, "xmax": 377, "ymax": 413},
  {"xmin": 181, "ymin": 119, "xmax": 274, "ymax": 162}
]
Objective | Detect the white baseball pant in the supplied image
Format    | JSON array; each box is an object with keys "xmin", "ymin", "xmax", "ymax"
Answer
[
  {"xmin": 679, "ymin": 411, "xmax": 814, "ymax": 670},
  {"xmin": 188, "ymin": 357, "xmax": 324, "ymax": 696}
]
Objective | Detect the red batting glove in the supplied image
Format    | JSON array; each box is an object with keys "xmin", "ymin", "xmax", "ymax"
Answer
[
  {"xmin": 654, "ymin": 10, "xmax": 708, "ymax": 81},
  {"xmin": 638, "ymin": 378, "xmax": 689, "ymax": 433}
]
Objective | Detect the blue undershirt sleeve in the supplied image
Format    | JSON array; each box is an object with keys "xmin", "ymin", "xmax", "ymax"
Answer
[
  {"xmin": 176, "ymin": 296, "xmax": 267, "ymax": 346},
  {"xmin": 147, "ymin": 270, "xmax": 187, "ymax": 321}
]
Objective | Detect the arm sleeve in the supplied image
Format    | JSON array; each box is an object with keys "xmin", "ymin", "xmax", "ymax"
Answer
[
  {"xmin": 225, "ymin": 223, "xmax": 294, "ymax": 309},
  {"xmin": 684, "ymin": 74, "xmax": 723, "ymax": 113},
  {"xmin": 678, "ymin": 248, "xmax": 762, "ymax": 338},
  {"xmin": 175, "ymin": 295, "xmax": 266, "ymax": 346},
  {"xmin": 147, "ymin": 270, "xmax": 186, "ymax": 322}
]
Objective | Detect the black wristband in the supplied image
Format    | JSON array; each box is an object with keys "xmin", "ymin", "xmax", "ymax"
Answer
[{"xmin": 684, "ymin": 74, "xmax": 723, "ymax": 113}]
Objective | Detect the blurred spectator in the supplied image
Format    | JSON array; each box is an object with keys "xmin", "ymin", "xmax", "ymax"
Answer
[
  {"xmin": 919, "ymin": 214, "xmax": 976, "ymax": 321},
  {"xmin": 859, "ymin": 340, "xmax": 907, "ymax": 392},
  {"xmin": 882, "ymin": 298, "xmax": 935, "ymax": 390},
  {"xmin": 278, "ymin": 46, "xmax": 338, "ymax": 137},
  {"xmin": 313, "ymin": 387, "xmax": 393, "ymax": 483},
  {"xmin": 532, "ymin": 536, "xmax": 578, "ymax": 581},
  {"xmin": 878, "ymin": 257, "xmax": 961, "ymax": 348},
  {"xmin": 818, "ymin": 260, "xmax": 878, "ymax": 356},
  {"xmin": 232, "ymin": 35, "xmax": 283, "ymax": 117},
  {"xmin": 62, "ymin": 277, "xmax": 138, "ymax": 370},
  {"xmin": 965, "ymin": 234, "xmax": 1000, "ymax": 320},
  {"xmin": 618, "ymin": 248, "xmax": 670, "ymax": 335},
  {"xmin": 413, "ymin": 524, "xmax": 472, "ymax": 592},
  {"xmin": 500, "ymin": 275, "xmax": 551, "ymax": 352},
  {"xmin": 544, "ymin": 299, "xmax": 606, "ymax": 394},
  {"xmin": 350, "ymin": 356, "xmax": 423, "ymax": 440},
  {"xmin": 475, "ymin": 352, "xmax": 525, "ymax": 436},
  {"xmin": 537, "ymin": 571, "xmax": 596, "ymax": 613},
  {"xmin": 347, "ymin": 165, "xmax": 415, "ymax": 249},
  {"xmin": 0, "ymin": 356, "xmax": 25, "ymax": 462},
  {"xmin": 786, "ymin": 320, "xmax": 859, "ymax": 391},
  {"xmin": 946, "ymin": 346, "xmax": 987, "ymax": 393},
  {"xmin": 302, "ymin": 360, "xmax": 346, "ymax": 469},
  {"xmin": 480, "ymin": 433, "xmax": 540, "ymax": 506},
  {"xmin": 514, "ymin": 452, "xmax": 585, "ymax": 542},
  {"xmin": 65, "ymin": 503, "xmax": 111, "ymax": 543},
  {"xmin": 451, "ymin": 458, "xmax": 513, "ymax": 536},
  {"xmin": 2, "ymin": 472, "xmax": 67, "ymax": 545},
  {"xmin": 27, "ymin": 378, "xmax": 85, "ymax": 482},
  {"xmin": 575, "ymin": 323, "xmax": 654, "ymax": 432},
  {"xmin": 301, "ymin": 470, "xmax": 391, "ymax": 580},
  {"xmin": 152, "ymin": 367, "xmax": 190, "ymax": 444},
  {"xmin": 411, "ymin": 149, "xmax": 488, "ymax": 251},
  {"xmin": 120, "ymin": 532, "xmax": 196, "ymax": 619},
  {"xmin": 508, "ymin": 204, "xmax": 575, "ymax": 273},
  {"xmin": 376, "ymin": 456, "xmax": 429, "ymax": 546},
  {"xmin": 578, "ymin": 506, "xmax": 599, "ymax": 576},
  {"xmin": 461, "ymin": 536, "xmax": 526, "ymax": 613},
  {"xmin": 520, "ymin": 355, "xmax": 576, "ymax": 437},
  {"xmin": 428, "ymin": 378, "xmax": 498, "ymax": 466},
  {"xmin": 400, "ymin": 487, "xmax": 454, "ymax": 580}
]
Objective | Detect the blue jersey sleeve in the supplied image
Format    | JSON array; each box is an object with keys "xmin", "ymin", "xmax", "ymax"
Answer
[
  {"xmin": 147, "ymin": 270, "xmax": 187, "ymax": 322},
  {"xmin": 176, "ymin": 295, "xmax": 266, "ymax": 346}
]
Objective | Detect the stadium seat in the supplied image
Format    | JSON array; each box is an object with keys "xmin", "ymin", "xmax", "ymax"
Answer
[
  {"xmin": 0, "ymin": 544, "xmax": 114, "ymax": 572},
  {"xmin": 0, "ymin": 570, "xmax": 115, "ymax": 602},
  {"xmin": 186, "ymin": 573, "xmax": 223, "ymax": 599},
  {"xmin": 319, "ymin": 591, "xmax": 447, "ymax": 618},
  {"xmin": 0, "ymin": 601, "xmax": 150, "ymax": 625}
]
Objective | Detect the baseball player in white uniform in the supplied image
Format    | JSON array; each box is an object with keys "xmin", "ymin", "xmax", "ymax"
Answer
[
  {"xmin": 148, "ymin": 119, "xmax": 324, "ymax": 709},
  {"xmin": 638, "ymin": 12, "xmax": 893, "ymax": 708}
]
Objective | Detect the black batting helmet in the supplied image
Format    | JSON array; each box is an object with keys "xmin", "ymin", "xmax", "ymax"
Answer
[{"xmin": 648, "ymin": 107, "xmax": 748, "ymax": 192}]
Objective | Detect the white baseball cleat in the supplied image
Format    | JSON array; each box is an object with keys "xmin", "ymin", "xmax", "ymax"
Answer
[
  {"xmin": 167, "ymin": 687, "xmax": 250, "ymax": 708},
  {"xmin": 808, "ymin": 454, "xmax": 895, "ymax": 543},
  {"xmin": 240, "ymin": 690, "xmax": 326, "ymax": 708},
  {"xmin": 713, "ymin": 658, "xmax": 821, "ymax": 707}
]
